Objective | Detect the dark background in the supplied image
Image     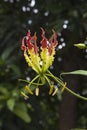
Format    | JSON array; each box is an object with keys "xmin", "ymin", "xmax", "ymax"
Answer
[{"xmin": 0, "ymin": 0, "xmax": 87, "ymax": 130}]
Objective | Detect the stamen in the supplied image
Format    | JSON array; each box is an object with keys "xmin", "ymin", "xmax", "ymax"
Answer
[
  {"xmin": 52, "ymin": 87, "xmax": 58, "ymax": 96},
  {"xmin": 61, "ymin": 82, "xmax": 67, "ymax": 92},
  {"xmin": 21, "ymin": 92, "xmax": 29, "ymax": 99},
  {"xmin": 25, "ymin": 85, "xmax": 33, "ymax": 95},
  {"xmin": 35, "ymin": 87, "xmax": 39, "ymax": 96},
  {"xmin": 49, "ymin": 85, "xmax": 54, "ymax": 95}
]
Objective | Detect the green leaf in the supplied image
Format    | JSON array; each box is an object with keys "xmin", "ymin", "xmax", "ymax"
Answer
[
  {"xmin": 0, "ymin": 85, "xmax": 9, "ymax": 95},
  {"xmin": 9, "ymin": 64, "xmax": 21, "ymax": 75},
  {"xmin": 74, "ymin": 43, "xmax": 87, "ymax": 49},
  {"xmin": 1, "ymin": 45, "xmax": 17, "ymax": 60},
  {"xmin": 61, "ymin": 70, "xmax": 87, "ymax": 76},
  {"xmin": 13, "ymin": 102, "xmax": 31, "ymax": 123},
  {"xmin": 71, "ymin": 128, "xmax": 87, "ymax": 130},
  {"xmin": 7, "ymin": 98, "xmax": 15, "ymax": 111},
  {"xmin": 0, "ymin": 104, "xmax": 4, "ymax": 110},
  {"xmin": 0, "ymin": 58, "xmax": 5, "ymax": 66}
]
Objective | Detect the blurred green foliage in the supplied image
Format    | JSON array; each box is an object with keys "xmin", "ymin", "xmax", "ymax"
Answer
[{"xmin": 0, "ymin": 0, "xmax": 87, "ymax": 130}]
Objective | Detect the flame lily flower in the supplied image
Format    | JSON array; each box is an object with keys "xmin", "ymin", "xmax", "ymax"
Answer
[
  {"xmin": 21, "ymin": 28, "xmax": 58, "ymax": 74},
  {"xmin": 20, "ymin": 28, "xmax": 87, "ymax": 101},
  {"xmin": 20, "ymin": 28, "xmax": 60, "ymax": 97}
]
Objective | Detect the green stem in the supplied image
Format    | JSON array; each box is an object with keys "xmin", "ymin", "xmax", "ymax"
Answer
[
  {"xmin": 46, "ymin": 71, "xmax": 63, "ymax": 86},
  {"xmin": 19, "ymin": 78, "xmax": 44, "ymax": 86},
  {"xmin": 44, "ymin": 75, "xmax": 51, "ymax": 86},
  {"xmin": 18, "ymin": 79, "xmax": 30, "ymax": 83},
  {"xmin": 47, "ymin": 70, "xmax": 63, "ymax": 84},
  {"xmin": 29, "ymin": 75, "xmax": 40, "ymax": 86},
  {"xmin": 47, "ymin": 70, "xmax": 87, "ymax": 101},
  {"xmin": 36, "ymin": 77, "xmax": 40, "ymax": 87},
  {"xmin": 65, "ymin": 87, "xmax": 87, "ymax": 101}
]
